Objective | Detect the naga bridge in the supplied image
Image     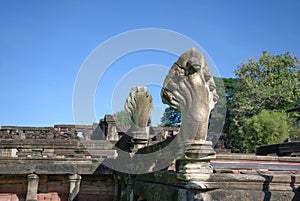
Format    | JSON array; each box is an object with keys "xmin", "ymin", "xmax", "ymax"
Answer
[{"xmin": 0, "ymin": 48, "xmax": 299, "ymax": 201}]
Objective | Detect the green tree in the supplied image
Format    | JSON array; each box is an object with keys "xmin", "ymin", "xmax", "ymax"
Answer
[
  {"xmin": 229, "ymin": 51, "xmax": 300, "ymax": 152},
  {"xmin": 289, "ymin": 111, "xmax": 300, "ymax": 141},
  {"xmin": 244, "ymin": 110, "xmax": 291, "ymax": 153},
  {"xmin": 160, "ymin": 107, "xmax": 181, "ymax": 127},
  {"xmin": 219, "ymin": 78, "xmax": 244, "ymax": 152},
  {"xmin": 234, "ymin": 51, "xmax": 299, "ymax": 116},
  {"xmin": 223, "ymin": 78, "xmax": 239, "ymax": 101},
  {"xmin": 114, "ymin": 110, "xmax": 131, "ymax": 126}
]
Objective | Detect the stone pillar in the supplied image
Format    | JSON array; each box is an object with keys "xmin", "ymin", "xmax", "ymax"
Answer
[
  {"xmin": 120, "ymin": 179, "xmax": 127, "ymax": 201},
  {"xmin": 26, "ymin": 174, "xmax": 39, "ymax": 201},
  {"xmin": 68, "ymin": 174, "xmax": 81, "ymax": 201},
  {"xmin": 126, "ymin": 177, "xmax": 134, "ymax": 201},
  {"xmin": 113, "ymin": 176, "xmax": 119, "ymax": 201},
  {"xmin": 176, "ymin": 140, "xmax": 216, "ymax": 178},
  {"xmin": 131, "ymin": 129, "xmax": 149, "ymax": 152},
  {"xmin": 105, "ymin": 114, "xmax": 118, "ymax": 141}
]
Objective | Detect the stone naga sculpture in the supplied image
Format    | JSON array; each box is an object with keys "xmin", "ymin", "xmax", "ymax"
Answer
[
  {"xmin": 125, "ymin": 86, "xmax": 154, "ymax": 133},
  {"xmin": 161, "ymin": 48, "xmax": 219, "ymax": 141}
]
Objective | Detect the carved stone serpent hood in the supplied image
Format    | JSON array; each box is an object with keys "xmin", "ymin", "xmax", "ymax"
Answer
[{"xmin": 161, "ymin": 48, "xmax": 219, "ymax": 141}]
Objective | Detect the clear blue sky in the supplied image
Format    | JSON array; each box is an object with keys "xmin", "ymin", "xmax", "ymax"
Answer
[{"xmin": 1, "ymin": 0, "xmax": 300, "ymax": 126}]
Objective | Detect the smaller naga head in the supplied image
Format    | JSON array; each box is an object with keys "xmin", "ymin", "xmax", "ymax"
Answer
[
  {"xmin": 161, "ymin": 48, "xmax": 219, "ymax": 140},
  {"xmin": 125, "ymin": 86, "xmax": 154, "ymax": 130}
]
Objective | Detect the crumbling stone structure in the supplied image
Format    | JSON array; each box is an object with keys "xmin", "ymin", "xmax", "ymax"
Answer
[
  {"xmin": 113, "ymin": 48, "xmax": 300, "ymax": 201},
  {"xmin": 0, "ymin": 48, "xmax": 299, "ymax": 201}
]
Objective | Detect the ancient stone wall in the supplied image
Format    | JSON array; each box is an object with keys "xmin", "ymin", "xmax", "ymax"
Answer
[
  {"xmin": 77, "ymin": 175, "xmax": 114, "ymax": 201},
  {"xmin": 0, "ymin": 174, "xmax": 114, "ymax": 201},
  {"xmin": 0, "ymin": 115, "xmax": 298, "ymax": 201},
  {"xmin": 129, "ymin": 154, "xmax": 300, "ymax": 201}
]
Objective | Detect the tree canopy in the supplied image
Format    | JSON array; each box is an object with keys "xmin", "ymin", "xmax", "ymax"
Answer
[
  {"xmin": 244, "ymin": 110, "xmax": 291, "ymax": 152},
  {"xmin": 234, "ymin": 51, "xmax": 299, "ymax": 116},
  {"xmin": 114, "ymin": 110, "xmax": 131, "ymax": 126},
  {"xmin": 160, "ymin": 107, "xmax": 181, "ymax": 127},
  {"xmin": 225, "ymin": 51, "xmax": 300, "ymax": 152}
]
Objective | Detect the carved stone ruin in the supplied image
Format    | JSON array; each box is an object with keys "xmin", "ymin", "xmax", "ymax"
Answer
[
  {"xmin": 124, "ymin": 86, "xmax": 154, "ymax": 151},
  {"xmin": 26, "ymin": 174, "xmax": 39, "ymax": 201},
  {"xmin": 0, "ymin": 47, "xmax": 299, "ymax": 201},
  {"xmin": 161, "ymin": 48, "xmax": 219, "ymax": 176}
]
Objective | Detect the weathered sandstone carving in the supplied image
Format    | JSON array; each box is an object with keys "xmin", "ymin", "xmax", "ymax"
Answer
[
  {"xmin": 161, "ymin": 48, "xmax": 219, "ymax": 141},
  {"xmin": 125, "ymin": 86, "xmax": 153, "ymax": 134}
]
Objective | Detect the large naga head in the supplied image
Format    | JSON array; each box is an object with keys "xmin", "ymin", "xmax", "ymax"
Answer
[{"xmin": 161, "ymin": 48, "xmax": 219, "ymax": 141}]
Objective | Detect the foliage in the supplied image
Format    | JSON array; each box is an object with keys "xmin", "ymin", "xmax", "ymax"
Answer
[
  {"xmin": 234, "ymin": 51, "xmax": 299, "ymax": 116},
  {"xmin": 114, "ymin": 110, "xmax": 131, "ymax": 126},
  {"xmin": 289, "ymin": 127, "xmax": 300, "ymax": 141},
  {"xmin": 244, "ymin": 110, "xmax": 291, "ymax": 153},
  {"xmin": 207, "ymin": 77, "xmax": 227, "ymax": 143},
  {"xmin": 227, "ymin": 51, "xmax": 300, "ymax": 152},
  {"xmin": 160, "ymin": 107, "xmax": 181, "ymax": 127},
  {"xmin": 222, "ymin": 78, "xmax": 239, "ymax": 101},
  {"xmin": 219, "ymin": 78, "xmax": 245, "ymax": 152},
  {"xmin": 289, "ymin": 112, "xmax": 300, "ymax": 141}
]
